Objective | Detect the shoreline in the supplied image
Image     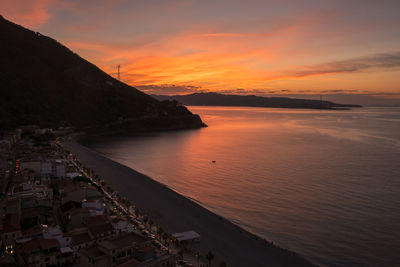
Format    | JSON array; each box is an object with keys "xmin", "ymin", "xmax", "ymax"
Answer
[{"xmin": 64, "ymin": 139, "xmax": 316, "ymax": 267}]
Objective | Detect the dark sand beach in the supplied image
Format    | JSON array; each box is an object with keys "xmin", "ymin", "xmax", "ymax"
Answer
[{"xmin": 64, "ymin": 140, "xmax": 315, "ymax": 267}]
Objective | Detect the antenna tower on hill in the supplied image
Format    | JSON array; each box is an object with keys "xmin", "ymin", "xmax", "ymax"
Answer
[{"xmin": 117, "ymin": 65, "xmax": 121, "ymax": 80}]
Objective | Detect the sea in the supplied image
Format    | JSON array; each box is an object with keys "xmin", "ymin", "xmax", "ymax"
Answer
[{"xmin": 85, "ymin": 106, "xmax": 400, "ymax": 267}]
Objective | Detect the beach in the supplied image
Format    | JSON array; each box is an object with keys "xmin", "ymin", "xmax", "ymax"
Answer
[{"xmin": 64, "ymin": 140, "xmax": 315, "ymax": 267}]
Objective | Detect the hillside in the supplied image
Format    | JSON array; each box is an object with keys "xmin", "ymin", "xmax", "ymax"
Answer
[
  {"xmin": 153, "ymin": 92, "xmax": 362, "ymax": 109},
  {"xmin": 0, "ymin": 15, "xmax": 205, "ymax": 133}
]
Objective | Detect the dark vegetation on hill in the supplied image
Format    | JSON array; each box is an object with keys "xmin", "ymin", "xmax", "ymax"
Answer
[
  {"xmin": 154, "ymin": 92, "xmax": 362, "ymax": 109},
  {"xmin": 0, "ymin": 15, "xmax": 205, "ymax": 133}
]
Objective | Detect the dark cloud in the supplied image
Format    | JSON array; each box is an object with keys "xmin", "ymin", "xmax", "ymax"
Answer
[
  {"xmin": 294, "ymin": 51, "xmax": 400, "ymax": 77},
  {"xmin": 137, "ymin": 86, "xmax": 291, "ymax": 96},
  {"xmin": 136, "ymin": 84, "xmax": 203, "ymax": 95},
  {"xmin": 320, "ymin": 89, "xmax": 360, "ymax": 93},
  {"xmin": 219, "ymin": 88, "xmax": 268, "ymax": 95}
]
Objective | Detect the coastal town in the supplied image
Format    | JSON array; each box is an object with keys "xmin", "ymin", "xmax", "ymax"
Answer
[{"xmin": 0, "ymin": 126, "xmax": 209, "ymax": 267}]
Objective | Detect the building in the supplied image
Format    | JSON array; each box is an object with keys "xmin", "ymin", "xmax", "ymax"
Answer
[
  {"xmin": 21, "ymin": 238, "xmax": 64, "ymax": 267},
  {"xmin": 0, "ymin": 139, "xmax": 11, "ymax": 153},
  {"xmin": 80, "ymin": 233, "xmax": 151, "ymax": 266},
  {"xmin": 1, "ymin": 213, "xmax": 22, "ymax": 246},
  {"xmin": 111, "ymin": 217, "xmax": 129, "ymax": 234},
  {"xmin": 43, "ymin": 225, "xmax": 71, "ymax": 248},
  {"xmin": 68, "ymin": 232, "xmax": 94, "ymax": 258},
  {"xmin": 4, "ymin": 198, "xmax": 21, "ymax": 214},
  {"xmin": 0, "ymin": 157, "xmax": 8, "ymax": 170},
  {"xmin": 86, "ymin": 215, "xmax": 115, "ymax": 241},
  {"xmin": 41, "ymin": 162, "xmax": 53, "ymax": 175},
  {"xmin": 56, "ymin": 163, "xmax": 66, "ymax": 178},
  {"xmin": 172, "ymin": 230, "xmax": 200, "ymax": 242},
  {"xmin": 63, "ymin": 207, "xmax": 92, "ymax": 228},
  {"xmin": 81, "ymin": 245, "xmax": 111, "ymax": 267},
  {"xmin": 82, "ymin": 200, "xmax": 104, "ymax": 215},
  {"xmin": 20, "ymin": 161, "xmax": 41, "ymax": 173}
]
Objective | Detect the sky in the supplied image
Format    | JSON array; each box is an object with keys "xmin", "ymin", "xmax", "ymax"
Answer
[{"xmin": 1, "ymin": 0, "xmax": 400, "ymax": 104}]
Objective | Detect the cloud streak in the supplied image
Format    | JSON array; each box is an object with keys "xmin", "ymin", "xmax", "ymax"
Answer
[
  {"xmin": 1, "ymin": 0, "xmax": 53, "ymax": 27},
  {"xmin": 291, "ymin": 52, "xmax": 400, "ymax": 77}
]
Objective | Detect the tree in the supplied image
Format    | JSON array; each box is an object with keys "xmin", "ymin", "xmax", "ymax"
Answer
[
  {"xmin": 178, "ymin": 249, "xmax": 184, "ymax": 259},
  {"xmin": 162, "ymin": 232, "xmax": 169, "ymax": 248},
  {"xmin": 134, "ymin": 208, "xmax": 140, "ymax": 217},
  {"xmin": 206, "ymin": 251, "xmax": 214, "ymax": 267},
  {"xmin": 196, "ymin": 252, "xmax": 202, "ymax": 267},
  {"xmin": 157, "ymin": 226, "xmax": 163, "ymax": 237},
  {"xmin": 181, "ymin": 240, "xmax": 188, "ymax": 252}
]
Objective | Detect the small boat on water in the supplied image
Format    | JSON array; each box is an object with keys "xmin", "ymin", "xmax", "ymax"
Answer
[{"xmin": 212, "ymin": 160, "xmax": 216, "ymax": 163}]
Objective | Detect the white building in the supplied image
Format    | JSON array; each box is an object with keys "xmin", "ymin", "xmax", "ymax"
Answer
[
  {"xmin": 56, "ymin": 164, "xmax": 66, "ymax": 178},
  {"xmin": 111, "ymin": 218, "xmax": 129, "ymax": 234},
  {"xmin": 43, "ymin": 226, "xmax": 71, "ymax": 248},
  {"xmin": 41, "ymin": 162, "xmax": 52, "ymax": 175},
  {"xmin": 66, "ymin": 172, "xmax": 81, "ymax": 178},
  {"xmin": 172, "ymin": 230, "xmax": 201, "ymax": 242}
]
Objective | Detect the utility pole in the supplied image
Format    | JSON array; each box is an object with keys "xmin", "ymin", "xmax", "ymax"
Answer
[{"xmin": 117, "ymin": 65, "xmax": 120, "ymax": 81}]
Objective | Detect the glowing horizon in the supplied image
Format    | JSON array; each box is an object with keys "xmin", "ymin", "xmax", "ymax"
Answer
[{"xmin": 1, "ymin": 0, "xmax": 400, "ymax": 99}]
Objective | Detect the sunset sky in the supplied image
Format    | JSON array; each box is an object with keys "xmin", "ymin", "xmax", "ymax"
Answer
[{"xmin": 1, "ymin": 0, "xmax": 400, "ymax": 103}]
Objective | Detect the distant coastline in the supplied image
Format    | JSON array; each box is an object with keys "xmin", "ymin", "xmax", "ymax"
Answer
[{"xmin": 153, "ymin": 92, "xmax": 362, "ymax": 110}]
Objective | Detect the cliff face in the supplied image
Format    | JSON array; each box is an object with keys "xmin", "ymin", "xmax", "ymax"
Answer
[{"xmin": 0, "ymin": 15, "xmax": 205, "ymax": 132}]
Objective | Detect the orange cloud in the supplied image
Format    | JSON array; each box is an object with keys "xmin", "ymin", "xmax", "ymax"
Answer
[
  {"xmin": 59, "ymin": 10, "xmax": 400, "ymax": 96},
  {"xmin": 0, "ymin": 0, "xmax": 53, "ymax": 28},
  {"xmin": 65, "ymin": 18, "xmax": 318, "ymax": 89}
]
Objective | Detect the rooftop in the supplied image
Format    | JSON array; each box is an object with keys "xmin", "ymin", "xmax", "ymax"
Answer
[
  {"xmin": 101, "ymin": 233, "xmax": 147, "ymax": 250},
  {"xmin": 5, "ymin": 198, "xmax": 21, "ymax": 206},
  {"xmin": 70, "ymin": 232, "xmax": 92, "ymax": 246},
  {"xmin": 60, "ymin": 200, "xmax": 81, "ymax": 213},
  {"xmin": 85, "ymin": 215, "xmax": 108, "ymax": 226},
  {"xmin": 88, "ymin": 222, "xmax": 114, "ymax": 237},
  {"xmin": 117, "ymin": 258, "xmax": 141, "ymax": 267},
  {"xmin": 68, "ymin": 207, "xmax": 91, "ymax": 216},
  {"xmin": 21, "ymin": 238, "xmax": 60, "ymax": 254},
  {"xmin": 172, "ymin": 230, "xmax": 200, "ymax": 242},
  {"xmin": 2, "ymin": 213, "xmax": 21, "ymax": 233},
  {"xmin": 81, "ymin": 245, "xmax": 108, "ymax": 259}
]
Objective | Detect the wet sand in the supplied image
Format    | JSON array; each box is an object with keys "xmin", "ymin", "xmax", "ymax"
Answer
[{"xmin": 64, "ymin": 140, "xmax": 315, "ymax": 267}]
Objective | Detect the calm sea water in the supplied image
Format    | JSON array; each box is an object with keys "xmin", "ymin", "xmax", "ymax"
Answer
[{"xmin": 87, "ymin": 106, "xmax": 400, "ymax": 267}]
